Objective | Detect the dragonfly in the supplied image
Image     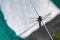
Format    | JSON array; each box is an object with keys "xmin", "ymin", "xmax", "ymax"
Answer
[{"xmin": 20, "ymin": 0, "xmax": 53, "ymax": 40}]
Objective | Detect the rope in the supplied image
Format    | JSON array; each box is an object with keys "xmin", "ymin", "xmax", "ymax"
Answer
[
  {"xmin": 30, "ymin": 0, "xmax": 39, "ymax": 16},
  {"xmin": 42, "ymin": 21, "xmax": 53, "ymax": 40}
]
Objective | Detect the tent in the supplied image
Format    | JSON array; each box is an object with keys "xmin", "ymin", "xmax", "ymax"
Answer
[
  {"xmin": 0, "ymin": 9, "xmax": 26, "ymax": 40},
  {"xmin": 1, "ymin": 0, "xmax": 60, "ymax": 38}
]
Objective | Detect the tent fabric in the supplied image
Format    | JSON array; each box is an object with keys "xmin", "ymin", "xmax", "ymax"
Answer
[
  {"xmin": 0, "ymin": 10, "xmax": 27, "ymax": 40},
  {"xmin": 51, "ymin": 0, "xmax": 60, "ymax": 9},
  {"xmin": 1, "ymin": 0, "xmax": 60, "ymax": 38}
]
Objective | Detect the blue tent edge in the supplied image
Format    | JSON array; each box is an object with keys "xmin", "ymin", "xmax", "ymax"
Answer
[{"xmin": 51, "ymin": 0, "xmax": 60, "ymax": 9}]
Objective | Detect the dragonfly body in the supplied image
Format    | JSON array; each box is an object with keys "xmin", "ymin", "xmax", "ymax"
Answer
[
  {"xmin": 37, "ymin": 16, "xmax": 42, "ymax": 28},
  {"xmin": 39, "ymin": 20, "xmax": 41, "ymax": 28}
]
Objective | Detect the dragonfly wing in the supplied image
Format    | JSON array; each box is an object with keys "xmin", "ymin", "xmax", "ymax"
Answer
[{"xmin": 42, "ymin": 13, "xmax": 51, "ymax": 20}]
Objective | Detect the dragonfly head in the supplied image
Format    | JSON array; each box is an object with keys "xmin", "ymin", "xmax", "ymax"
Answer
[{"xmin": 37, "ymin": 16, "xmax": 42, "ymax": 21}]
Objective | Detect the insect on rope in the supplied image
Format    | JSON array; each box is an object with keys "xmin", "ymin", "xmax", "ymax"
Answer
[
  {"xmin": 20, "ymin": 0, "xmax": 53, "ymax": 40},
  {"xmin": 30, "ymin": 0, "xmax": 53, "ymax": 40}
]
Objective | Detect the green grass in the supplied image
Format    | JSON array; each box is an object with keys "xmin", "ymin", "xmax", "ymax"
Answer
[{"xmin": 53, "ymin": 30, "xmax": 60, "ymax": 40}]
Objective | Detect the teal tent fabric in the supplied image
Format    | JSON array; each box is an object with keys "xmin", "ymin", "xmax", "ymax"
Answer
[
  {"xmin": 51, "ymin": 0, "xmax": 60, "ymax": 9},
  {"xmin": 0, "ymin": 10, "xmax": 27, "ymax": 40}
]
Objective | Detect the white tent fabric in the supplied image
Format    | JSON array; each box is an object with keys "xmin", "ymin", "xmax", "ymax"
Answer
[{"xmin": 1, "ymin": 0, "xmax": 60, "ymax": 38}]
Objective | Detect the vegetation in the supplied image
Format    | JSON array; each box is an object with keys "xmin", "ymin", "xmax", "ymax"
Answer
[{"xmin": 53, "ymin": 30, "xmax": 60, "ymax": 40}]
